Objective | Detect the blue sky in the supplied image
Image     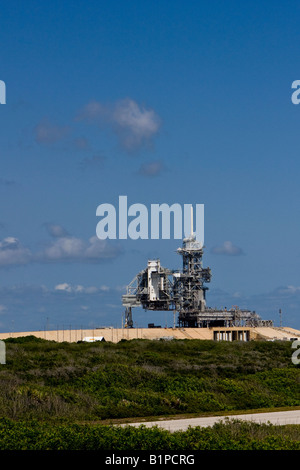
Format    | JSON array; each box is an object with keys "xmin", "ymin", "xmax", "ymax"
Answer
[{"xmin": 0, "ymin": 0, "xmax": 300, "ymax": 332}]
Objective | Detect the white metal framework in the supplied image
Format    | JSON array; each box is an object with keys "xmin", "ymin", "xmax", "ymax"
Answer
[{"xmin": 122, "ymin": 231, "xmax": 273, "ymax": 329}]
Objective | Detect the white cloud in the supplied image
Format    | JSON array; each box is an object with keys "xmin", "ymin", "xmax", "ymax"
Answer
[
  {"xmin": 0, "ymin": 237, "xmax": 32, "ymax": 266},
  {"xmin": 112, "ymin": 98, "xmax": 160, "ymax": 150},
  {"xmin": 40, "ymin": 236, "xmax": 86, "ymax": 261},
  {"xmin": 0, "ymin": 228, "xmax": 122, "ymax": 268},
  {"xmin": 38, "ymin": 235, "xmax": 122, "ymax": 263},
  {"xmin": 77, "ymin": 98, "xmax": 161, "ymax": 152},
  {"xmin": 55, "ymin": 283, "xmax": 74, "ymax": 293},
  {"xmin": 54, "ymin": 283, "xmax": 106, "ymax": 294},
  {"xmin": 211, "ymin": 241, "xmax": 244, "ymax": 256}
]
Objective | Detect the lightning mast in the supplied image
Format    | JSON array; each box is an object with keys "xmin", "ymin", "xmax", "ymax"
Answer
[{"xmin": 173, "ymin": 206, "xmax": 211, "ymax": 326}]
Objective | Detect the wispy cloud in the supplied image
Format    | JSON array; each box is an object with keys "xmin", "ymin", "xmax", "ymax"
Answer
[
  {"xmin": 0, "ymin": 305, "xmax": 7, "ymax": 314},
  {"xmin": 54, "ymin": 283, "xmax": 101, "ymax": 294},
  {"xmin": 276, "ymin": 285, "xmax": 300, "ymax": 295},
  {"xmin": 73, "ymin": 136, "xmax": 90, "ymax": 150},
  {"xmin": 44, "ymin": 223, "xmax": 70, "ymax": 238},
  {"xmin": 138, "ymin": 159, "xmax": 166, "ymax": 177},
  {"xmin": 76, "ymin": 98, "xmax": 161, "ymax": 152},
  {"xmin": 0, "ymin": 283, "xmax": 120, "ymax": 331},
  {"xmin": 1, "ymin": 282, "xmax": 299, "ymax": 333},
  {"xmin": 34, "ymin": 118, "xmax": 70, "ymax": 145},
  {"xmin": 211, "ymin": 241, "xmax": 244, "ymax": 256}
]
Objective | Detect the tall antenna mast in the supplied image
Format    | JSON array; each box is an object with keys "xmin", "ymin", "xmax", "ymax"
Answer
[
  {"xmin": 279, "ymin": 308, "xmax": 282, "ymax": 328},
  {"xmin": 191, "ymin": 205, "xmax": 193, "ymax": 237}
]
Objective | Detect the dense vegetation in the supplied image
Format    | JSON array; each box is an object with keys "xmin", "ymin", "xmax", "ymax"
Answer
[
  {"xmin": 0, "ymin": 417, "xmax": 299, "ymax": 450},
  {"xmin": 1, "ymin": 336, "xmax": 299, "ymax": 421},
  {"xmin": 0, "ymin": 336, "xmax": 299, "ymax": 449}
]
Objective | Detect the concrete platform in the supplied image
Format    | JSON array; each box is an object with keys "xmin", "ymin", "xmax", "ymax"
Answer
[
  {"xmin": 0, "ymin": 326, "xmax": 299, "ymax": 343},
  {"xmin": 119, "ymin": 409, "xmax": 300, "ymax": 431}
]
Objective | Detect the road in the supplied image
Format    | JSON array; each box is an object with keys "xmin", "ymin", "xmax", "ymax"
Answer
[{"xmin": 119, "ymin": 410, "xmax": 300, "ymax": 432}]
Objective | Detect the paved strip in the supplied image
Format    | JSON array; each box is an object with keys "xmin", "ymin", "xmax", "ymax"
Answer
[{"xmin": 119, "ymin": 410, "xmax": 300, "ymax": 432}]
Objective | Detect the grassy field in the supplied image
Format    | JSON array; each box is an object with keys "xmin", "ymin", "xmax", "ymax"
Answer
[{"xmin": 0, "ymin": 335, "xmax": 299, "ymax": 449}]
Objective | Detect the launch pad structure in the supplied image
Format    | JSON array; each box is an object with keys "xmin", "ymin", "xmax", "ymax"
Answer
[{"xmin": 122, "ymin": 215, "xmax": 273, "ymax": 329}]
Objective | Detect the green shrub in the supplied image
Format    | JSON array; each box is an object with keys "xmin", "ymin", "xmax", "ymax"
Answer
[
  {"xmin": 0, "ymin": 418, "xmax": 298, "ymax": 450},
  {"xmin": 0, "ymin": 337, "xmax": 298, "ymax": 421}
]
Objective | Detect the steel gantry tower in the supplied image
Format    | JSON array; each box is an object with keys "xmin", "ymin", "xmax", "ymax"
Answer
[{"xmin": 122, "ymin": 213, "xmax": 272, "ymax": 329}]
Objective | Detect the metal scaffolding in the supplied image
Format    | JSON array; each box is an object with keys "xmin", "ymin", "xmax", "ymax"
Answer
[{"xmin": 122, "ymin": 231, "xmax": 273, "ymax": 329}]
